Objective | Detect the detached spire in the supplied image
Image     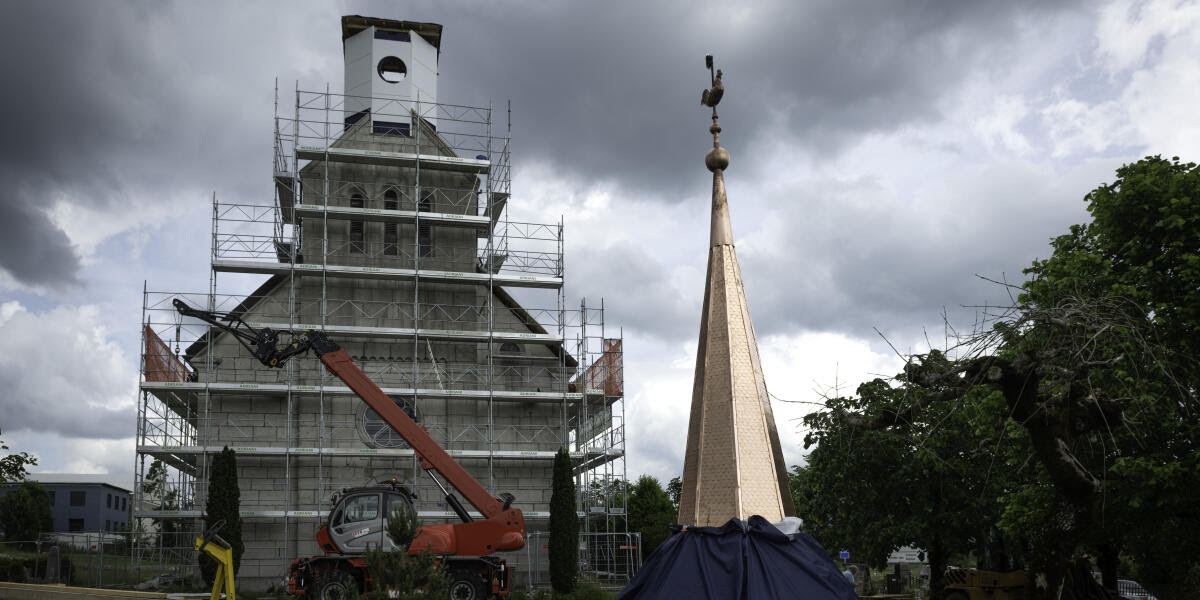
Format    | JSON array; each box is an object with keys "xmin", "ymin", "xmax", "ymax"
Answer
[{"xmin": 678, "ymin": 56, "xmax": 795, "ymax": 527}]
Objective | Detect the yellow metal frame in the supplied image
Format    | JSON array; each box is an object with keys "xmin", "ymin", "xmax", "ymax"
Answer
[{"xmin": 194, "ymin": 536, "xmax": 236, "ymax": 600}]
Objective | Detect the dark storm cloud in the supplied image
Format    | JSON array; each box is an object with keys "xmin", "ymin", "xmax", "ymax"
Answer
[
  {"xmin": 566, "ymin": 243, "xmax": 697, "ymax": 343},
  {"xmin": 0, "ymin": 2, "xmax": 337, "ymax": 288},
  {"xmin": 362, "ymin": 0, "xmax": 1085, "ymax": 199},
  {"xmin": 0, "ymin": 0, "xmax": 1090, "ymax": 336},
  {"xmin": 337, "ymin": 0, "xmax": 1093, "ymax": 346},
  {"xmin": 737, "ymin": 160, "xmax": 1103, "ymax": 342},
  {"xmin": 0, "ymin": 191, "xmax": 80, "ymax": 287}
]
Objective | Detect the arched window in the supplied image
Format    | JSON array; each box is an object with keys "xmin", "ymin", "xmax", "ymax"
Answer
[
  {"xmin": 499, "ymin": 342, "xmax": 520, "ymax": 354},
  {"xmin": 349, "ymin": 192, "xmax": 365, "ymax": 254},
  {"xmin": 383, "ymin": 188, "xmax": 398, "ymax": 256}
]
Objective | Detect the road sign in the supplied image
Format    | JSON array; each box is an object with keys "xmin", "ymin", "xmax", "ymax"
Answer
[{"xmin": 839, "ymin": 550, "xmax": 850, "ymax": 559}]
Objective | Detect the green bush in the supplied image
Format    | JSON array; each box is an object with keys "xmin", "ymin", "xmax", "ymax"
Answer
[
  {"xmin": 0, "ymin": 482, "xmax": 52, "ymax": 549},
  {"xmin": 508, "ymin": 580, "xmax": 613, "ymax": 600},
  {"xmin": 0, "ymin": 557, "xmax": 27, "ymax": 582},
  {"xmin": 362, "ymin": 501, "xmax": 449, "ymax": 599},
  {"xmin": 567, "ymin": 580, "xmax": 610, "ymax": 600}
]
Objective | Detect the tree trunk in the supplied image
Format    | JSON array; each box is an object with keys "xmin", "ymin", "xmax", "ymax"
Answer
[
  {"xmin": 927, "ymin": 539, "xmax": 949, "ymax": 600},
  {"xmin": 1097, "ymin": 542, "xmax": 1119, "ymax": 591},
  {"xmin": 1027, "ymin": 496, "xmax": 1088, "ymax": 600},
  {"xmin": 990, "ymin": 362, "xmax": 1099, "ymax": 600}
]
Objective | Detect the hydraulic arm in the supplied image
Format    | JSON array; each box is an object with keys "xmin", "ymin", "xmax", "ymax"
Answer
[{"xmin": 174, "ymin": 299, "xmax": 525, "ymax": 557}]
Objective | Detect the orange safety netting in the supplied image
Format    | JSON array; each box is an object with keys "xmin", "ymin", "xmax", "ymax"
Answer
[
  {"xmin": 579, "ymin": 338, "xmax": 624, "ymax": 397},
  {"xmin": 143, "ymin": 325, "xmax": 191, "ymax": 382}
]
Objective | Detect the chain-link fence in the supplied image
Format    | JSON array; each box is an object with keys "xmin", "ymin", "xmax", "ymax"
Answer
[
  {"xmin": 523, "ymin": 531, "xmax": 641, "ymax": 592},
  {"xmin": 0, "ymin": 531, "xmax": 197, "ymax": 591}
]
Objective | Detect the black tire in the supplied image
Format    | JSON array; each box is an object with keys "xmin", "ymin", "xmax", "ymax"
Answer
[
  {"xmin": 944, "ymin": 591, "xmax": 970, "ymax": 600},
  {"xmin": 311, "ymin": 569, "xmax": 357, "ymax": 600},
  {"xmin": 448, "ymin": 569, "xmax": 489, "ymax": 600}
]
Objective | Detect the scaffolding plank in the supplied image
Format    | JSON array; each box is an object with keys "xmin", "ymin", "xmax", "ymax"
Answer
[
  {"xmin": 571, "ymin": 448, "xmax": 625, "ymax": 473},
  {"xmin": 141, "ymin": 381, "xmax": 581, "ymax": 402},
  {"xmin": 293, "ymin": 204, "xmax": 490, "ymax": 231},
  {"xmin": 134, "ymin": 509, "xmax": 554, "ymax": 519},
  {"xmin": 297, "ymin": 146, "xmax": 490, "ymax": 174},
  {"xmin": 244, "ymin": 321, "xmax": 562, "ymax": 344},
  {"xmin": 211, "ymin": 259, "xmax": 563, "ymax": 289},
  {"xmin": 135, "ymin": 444, "xmax": 605, "ymax": 461}
]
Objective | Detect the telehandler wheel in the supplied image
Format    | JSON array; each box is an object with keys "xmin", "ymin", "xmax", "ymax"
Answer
[
  {"xmin": 449, "ymin": 569, "xmax": 488, "ymax": 600},
  {"xmin": 311, "ymin": 569, "xmax": 357, "ymax": 600}
]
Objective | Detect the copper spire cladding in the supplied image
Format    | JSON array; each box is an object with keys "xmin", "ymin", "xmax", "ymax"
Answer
[{"xmin": 677, "ymin": 56, "xmax": 796, "ymax": 526}]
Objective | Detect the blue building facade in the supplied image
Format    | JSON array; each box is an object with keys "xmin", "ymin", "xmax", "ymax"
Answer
[{"xmin": 1, "ymin": 475, "xmax": 132, "ymax": 534}]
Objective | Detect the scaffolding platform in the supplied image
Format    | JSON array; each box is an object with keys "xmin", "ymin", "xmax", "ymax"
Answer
[
  {"xmin": 211, "ymin": 259, "xmax": 564, "ymax": 288},
  {"xmin": 240, "ymin": 321, "xmax": 563, "ymax": 344},
  {"xmin": 296, "ymin": 145, "xmax": 491, "ymax": 174}
]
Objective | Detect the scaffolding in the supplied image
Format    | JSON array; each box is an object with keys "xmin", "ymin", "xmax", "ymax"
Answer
[{"xmin": 131, "ymin": 89, "xmax": 633, "ymax": 590}]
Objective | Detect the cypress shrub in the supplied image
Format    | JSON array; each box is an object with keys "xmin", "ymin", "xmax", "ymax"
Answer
[
  {"xmin": 199, "ymin": 447, "xmax": 243, "ymax": 585},
  {"xmin": 549, "ymin": 447, "xmax": 578, "ymax": 594}
]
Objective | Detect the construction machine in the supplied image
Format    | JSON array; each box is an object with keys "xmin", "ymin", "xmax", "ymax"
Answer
[
  {"xmin": 174, "ymin": 299, "xmax": 526, "ymax": 600},
  {"xmin": 942, "ymin": 567, "xmax": 1027, "ymax": 600}
]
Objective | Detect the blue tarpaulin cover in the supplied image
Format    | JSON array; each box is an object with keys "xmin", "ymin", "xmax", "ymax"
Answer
[{"xmin": 618, "ymin": 516, "xmax": 858, "ymax": 600}]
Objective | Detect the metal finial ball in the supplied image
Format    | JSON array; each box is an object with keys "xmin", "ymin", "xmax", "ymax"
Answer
[{"xmin": 705, "ymin": 147, "xmax": 730, "ymax": 172}]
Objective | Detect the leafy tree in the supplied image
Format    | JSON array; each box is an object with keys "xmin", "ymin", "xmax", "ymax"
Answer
[
  {"xmin": 799, "ymin": 156, "xmax": 1200, "ymax": 599},
  {"xmin": 0, "ymin": 430, "xmax": 36, "ymax": 483},
  {"xmin": 0, "ymin": 481, "xmax": 52, "ymax": 547},
  {"xmin": 666, "ymin": 477, "xmax": 681, "ymax": 511},
  {"xmin": 796, "ymin": 377, "xmax": 1017, "ymax": 598},
  {"xmin": 200, "ymin": 447, "xmax": 243, "ymax": 585},
  {"xmin": 1026, "ymin": 156, "xmax": 1200, "ymax": 367},
  {"xmin": 141, "ymin": 458, "xmax": 185, "ymax": 545},
  {"xmin": 1021, "ymin": 155, "xmax": 1200, "ymax": 593},
  {"xmin": 626, "ymin": 476, "xmax": 676, "ymax": 557},
  {"xmin": 363, "ymin": 500, "xmax": 449, "ymax": 599},
  {"xmin": 549, "ymin": 447, "xmax": 578, "ymax": 594}
]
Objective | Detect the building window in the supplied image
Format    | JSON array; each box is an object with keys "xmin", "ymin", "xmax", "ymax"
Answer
[
  {"xmin": 359, "ymin": 397, "xmax": 417, "ymax": 448},
  {"xmin": 68, "ymin": 519, "xmax": 84, "ymax": 532},
  {"xmin": 48, "ymin": 491, "xmax": 55, "ymax": 506},
  {"xmin": 121, "ymin": 497, "xmax": 127, "ymax": 511},
  {"xmin": 499, "ymin": 342, "xmax": 520, "ymax": 354},
  {"xmin": 105, "ymin": 520, "xmax": 111, "ymax": 531},
  {"xmin": 107, "ymin": 494, "xmax": 112, "ymax": 508},
  {"xmin": 418, "ymin": 190, "xmax": 434, "ymax": 258},
  {"xmin": 383, "ymin": 189, "xmax": 399, "ymax": 256},
  {"xmin": 350, "ymin": 193, "xmax": 365, "ymax": 254},
  {"xmin": 70, "ymin": 491, "xmax": 86, "ymax": 506}
]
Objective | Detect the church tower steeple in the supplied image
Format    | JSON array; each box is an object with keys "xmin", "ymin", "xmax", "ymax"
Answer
[{"xmin": 677, "ymin": 57, "xmax": 796, "ymax": 527}]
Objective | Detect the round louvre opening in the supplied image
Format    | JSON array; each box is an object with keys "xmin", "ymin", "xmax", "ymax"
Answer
[
  {"xmin": 358, "ymin": 397, "xmax": 417, "ymax": 448},
  {"xmin": 377, "ymin": 56, "xmax": 407, "ymax": 83}
]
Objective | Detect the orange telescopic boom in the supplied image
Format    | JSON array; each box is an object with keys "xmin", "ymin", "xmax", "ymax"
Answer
[{"xmin": 174, "ymin": 299, "xmax": 525, "ymax": 558}]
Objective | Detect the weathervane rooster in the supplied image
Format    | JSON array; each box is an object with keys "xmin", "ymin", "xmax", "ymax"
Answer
[{"xmin": 702, "ymin": 68, "xmax": 724, "ymax": 108}]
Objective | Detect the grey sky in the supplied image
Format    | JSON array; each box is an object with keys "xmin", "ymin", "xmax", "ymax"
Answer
[{"xmin": 1, "ymin": 0, "xmax": 1197, "ymax": 482}]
